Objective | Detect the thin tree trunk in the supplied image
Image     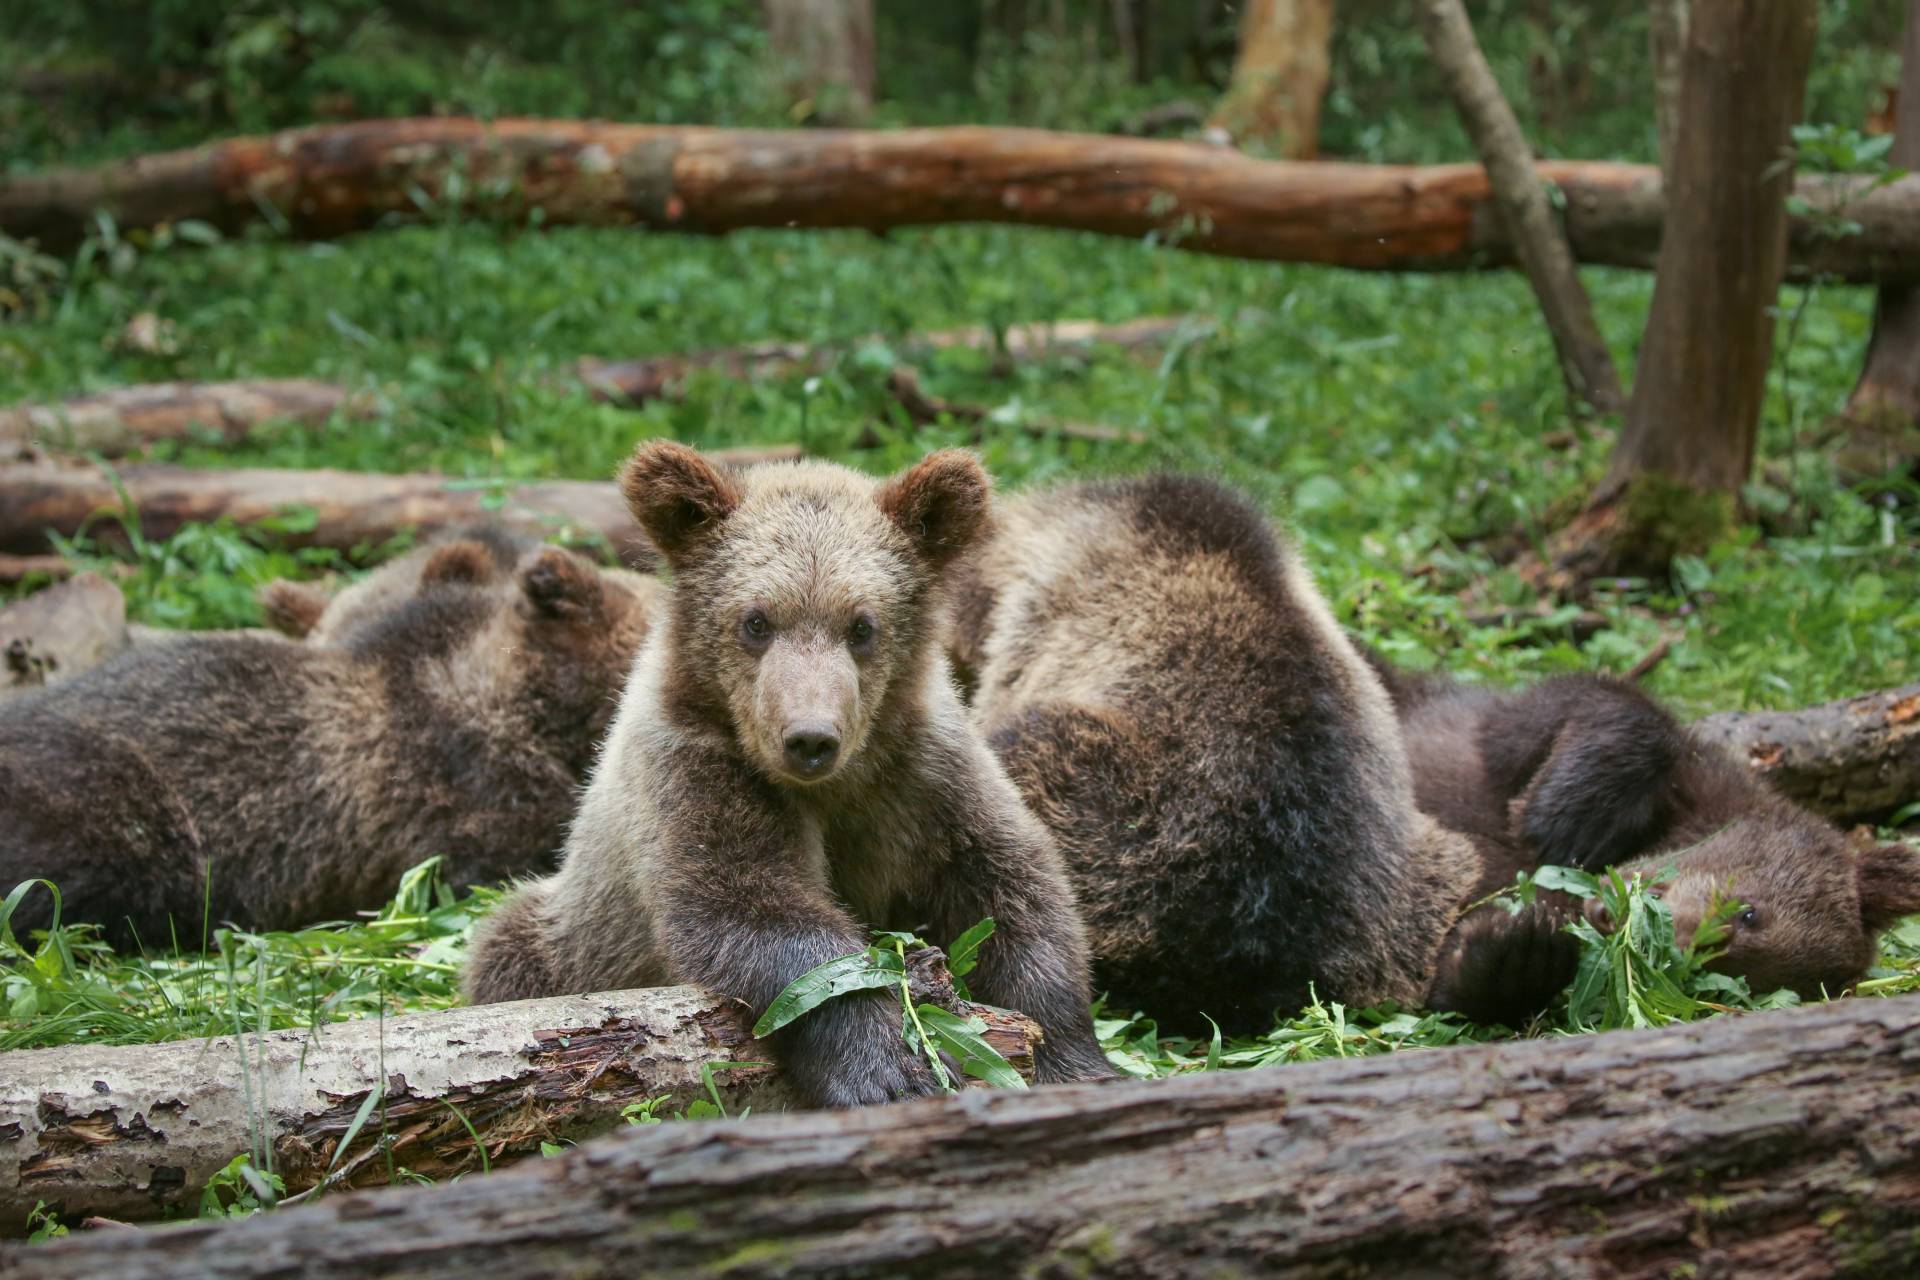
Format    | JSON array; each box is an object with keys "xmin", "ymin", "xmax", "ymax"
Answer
[
  {"xmin": 1415, "ymin": 0, "xmax": 1625, "ymax": 417},
  {"xmin": 12, "ymin": 996, "xmax": 1920, "ymax": 1277},
  {"xmin": 4, "ymin": 121, "xmax": 1918, "ymax": 282},
  {"xmin": 0, "ymin": 379, "xmax": 370, "ymax": 459},
  {"xmin": 1649, "ymin": 0, "xmax": 1690, "ymax": 176},
  {"xmin": 1207, "ymin": 0, "xmax": 1333, "ymax": 157},
  {"xmin": 1836, "ymin": 0, "xmax": 1920, "ymax": 482},
  {"xmin": 1550, "ymin": 1, "xmax": 1817, "ymax": 582},
  {"xmin": 763, "ymin": 0, "xmax": 876, "ymax": 124},
  {"xmin": 0, "ymin": 454, "xmax": 797, "ymax": 568},
  {"xmin": 0, "ymin": 983, "xmax": 1041, "ymax": 1231},
  {"xmin": 0, "ymin": 573, "xmax": 126, "ymax": 700}
]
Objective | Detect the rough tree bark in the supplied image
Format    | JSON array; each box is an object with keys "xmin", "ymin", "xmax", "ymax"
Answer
[
  {"xmin": 0, "ymin": 573, "xmax": 125, "ymax": 701},
  {"xmin": 1546, "ymin": 1, "xmax": 1818, "ymax": 583},
  {"xmin": 763, "ymin": 0, "xmax": 876, "ymax": 124},
  {"xmin": 5, "ymin": 120, "xmax": 1918, "ymax": 282},
  {"xmin": 1693, "ymin": 680, "xmax": 1920, "ymax": 824},
  {"xmin": 1207, "ymin": 0, "xmax": 1334, "ymax": 158},
  {"xmin": 0, "ymin": 379, "xmax": 371, "ymax": 460},
  {"xmin": 0, "ymin": 981, "xmax": 1038, "ymax": 1232},
  {"xmin": 1835, "ymin": 0, "xmax": 1920, "ymax": 482},
  {"xmin": 1649, "ymin": 0, "xmax": 1690, "ymax": 176},
  {"xmin": 11, "ymin": 995, "xmax": 1920, "ymax": 1277},
  {"xmin": 0, "ymin": 452, "xmax": 798, "ymax": 568},
  {"xmin": 1415, "ymin": 0, "xmax": 1624, "ymax": 416}
]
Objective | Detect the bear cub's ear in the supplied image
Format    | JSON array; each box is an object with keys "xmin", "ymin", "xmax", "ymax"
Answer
[
  {"xmin": 420, "ymin": 538, "xmax": 498, "ymax": 588},
  {"xmin": 257, "ymin": 580, "xmax": 330, "ymax": 639},
  {"xmin": 877, "ymin": 449, "xmax": 993, "ymax": 568},
  {"xmin": 1858, "ymin": 840, "xmax": 1920, "ymax": 933},
  {"xmin": 619, "ymin": 440, "xmax": 743, "ymax": 559},
  {"xmin": 519, "ymin": 547, "xmax": 604, "ymax": 620}
]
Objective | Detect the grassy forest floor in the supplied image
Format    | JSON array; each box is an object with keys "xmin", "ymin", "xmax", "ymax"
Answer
[{"xmin": 1, "ymin": 0, "xmax": 1918, "ymax": 1224}]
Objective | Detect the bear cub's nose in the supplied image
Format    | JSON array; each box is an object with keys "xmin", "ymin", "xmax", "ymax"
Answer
[{"xmin": 783, "ymin": 727, "xmax": 842, "ymax": 777}]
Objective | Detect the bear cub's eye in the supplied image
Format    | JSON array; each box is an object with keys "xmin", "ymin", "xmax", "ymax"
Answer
[
  {"xmin": 848, "ymin": 615, "xmax": 877, "ymax": 651},
  {"xmin": 1738, "ymin": 907, "xmax": 1760, "ymax": 928},
  {"xmin": 741, "ymin": 609, "xmax": 773, "ymax": 646}
]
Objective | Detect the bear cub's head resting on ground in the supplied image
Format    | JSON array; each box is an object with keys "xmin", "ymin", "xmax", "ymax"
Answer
[{"xmin": 463, "ymin": 442, "xmax": 1109, "ymax": 1108}]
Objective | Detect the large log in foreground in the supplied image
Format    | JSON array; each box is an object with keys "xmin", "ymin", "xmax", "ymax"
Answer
[
  {"xmin": 1694, "ymin": 680, "xmax": 1920, "ymax": 824},
  {"xmin": 2, "ymin": 119, "xmax": 1916, "ymax": 283},
  {"xmin": 0, "ymin": 983, "xmax": 1040, "ymax": 1231},
  {"xmin": 0, "ymin": 450, "xmax": 796, "ymax": 568},
  {"xmin": 11, "ymin": 995, "xmax": 1920, "ymax": 1278}
]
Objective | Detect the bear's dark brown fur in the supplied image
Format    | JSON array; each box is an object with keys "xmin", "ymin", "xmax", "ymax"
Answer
[
  {"xmin": 951, "ymin": 475, "xmax": 1479, "ymax": 1035},
  {"xmin": 463, "ymin": 444, "xmax": 1112, "ymax": 1108},
  {"xmin": 1367, "ymin": 656, "xmax": 1920, "ymax": 1024},
  {"xmin": 0, "ymin": 533, "xmax": 654, "ymax": 946}
]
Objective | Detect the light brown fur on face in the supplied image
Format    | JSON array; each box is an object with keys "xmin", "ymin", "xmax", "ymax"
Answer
[
  {"xmin": 465, "ymin": 443, "xmax": 1112, "ymax": 1109},
  {"xmin": 951, "ymin": 474, "xmax": 1479, "ymax": 1036}
]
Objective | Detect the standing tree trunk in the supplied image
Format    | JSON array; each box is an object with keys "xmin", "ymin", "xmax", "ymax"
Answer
[
  {"xmin": 1415, "ymin": 0, "xmax": 1625, "ymax": 417},
  {"xmin": 1649, "ymin": 0, "xmax": 1691, "ymax": 176},
  {"xmin": 763, "ymin": 0, "xmax": 876, "ymax": 124},
  {"xmin": 1836, "ymin": 0, "xmax": 1920, "ymax": 483},
  {"xmin": 1547, "ymin": 1, "xmax": 1817, "ymax": 584},
  {"xmin": 1207, "ymin": 0, "xmax": 1333, "ymax": 158}
]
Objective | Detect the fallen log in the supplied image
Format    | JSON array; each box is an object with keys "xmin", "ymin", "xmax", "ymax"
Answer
[
  {"xmin": 0, "ymin": 554, "xmax": 73, "ymax": 586},
  {"xmin": 0, "ymin": 449, "xmax": 798, "ymax": 568},
  {"xmin": 0, "ymin": 379, "xmax": 373, "ymax": 460},
  {"xmin": 576, "ymin": 313, "xmax": 1197, "ymax": 403},
  {"xmin": 0, "ymin": 572, "xmax": 126, "ymax": 700},
  {"xmin": 1693, "ymin": 681, "xmax": 1920, "ymax": 825},
  {"xmin": 883, "ymin": 365, "xmax": 1146, "ymax": 446},
  {"xmin": 1, "ymin": 119, "xmax": 1914, "ymax": 282},
  {"xmin": 0, "ymin": 981, "xmax": 1040, "ymax": 1231},
  {"xmin": 10, "ymin": 993, "xmax": 1919, "ymax": 1277}
]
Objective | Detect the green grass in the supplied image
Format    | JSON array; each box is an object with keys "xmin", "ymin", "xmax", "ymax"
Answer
[{"xmin": 1, "ymin": 0, "xmax": 1917, "ymax": 1228}]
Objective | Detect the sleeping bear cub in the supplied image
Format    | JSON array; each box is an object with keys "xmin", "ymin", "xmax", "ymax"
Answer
[
  {"xmin": 464, "ymin": 443, "xmax": 1112, "ymax": 1107},
  {"xmin": 1367, "ymin": 660, "xmax": 1920, "ymax": 1025}
]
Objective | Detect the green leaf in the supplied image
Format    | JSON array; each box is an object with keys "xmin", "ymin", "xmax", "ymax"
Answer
[
  {"xmin": 915, "ymin": 1005, "xmax": 1026, "ymax": 1090},
  {"xmin": 752, "ymin": 953, "xmax": 900, "ymax": 1037},
  {"xmin": 947, "ymin": 917, "xmax": 995, "ymax": 979},
  {"xmin": 1202, "ymin": 1014, "xmax": 1223, "ymax": 1071},
  {"xmin": 1532, "ymin": 865, "xmax": 1600, "ymax": 899}
]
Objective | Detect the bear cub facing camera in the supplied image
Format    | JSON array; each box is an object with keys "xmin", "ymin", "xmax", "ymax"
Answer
[{"xmin": 464, "ymin": 443, "xmax": 1112, "ymax": 1107}]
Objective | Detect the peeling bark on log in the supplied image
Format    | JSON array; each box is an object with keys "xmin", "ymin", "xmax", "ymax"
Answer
[
  {"xmin": 1693, "ymin": 682, "xmax": 1920, "ymax": 825},
  {"xmin": 0, "ymin": 380, "xmax": 372, "ymax": 460},
  {"xmin": 3, "ymin": 119, "xmax": 1917, "ymax": 283},
  {"xmin": 0, "ymin": 573, "xmax": 126, "ymax": 700},
  {"xmin": 1416, "ymin": 0, "xmax": 1624, "ymax": 415},
  {"xmin": 0, "ymin": 450, "xmax": 798, "ymax": 569},
  {"xmin": 0, "ymin": 984, "xmax": 1039, "ymax": 1232},
  {"xmin": 10, "ymin": 995, "xmax": 1920, "ymax": 1277}
]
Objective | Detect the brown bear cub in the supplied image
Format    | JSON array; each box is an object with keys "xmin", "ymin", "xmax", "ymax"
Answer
[
  {"xmin": 949, "ymin": 475, "xmax": 1480, "ymax": 1036},
  {"xmin": 463, "ymin": 443, "xmax": 1112, "ymax": 1107},
  {"xmin": 1366, "ymin": 658, "xmax": 1920, "ymax": 1025},
  {"xmin": 0, "ymin": 531, "xmax": 653, "ymax": 946}
]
